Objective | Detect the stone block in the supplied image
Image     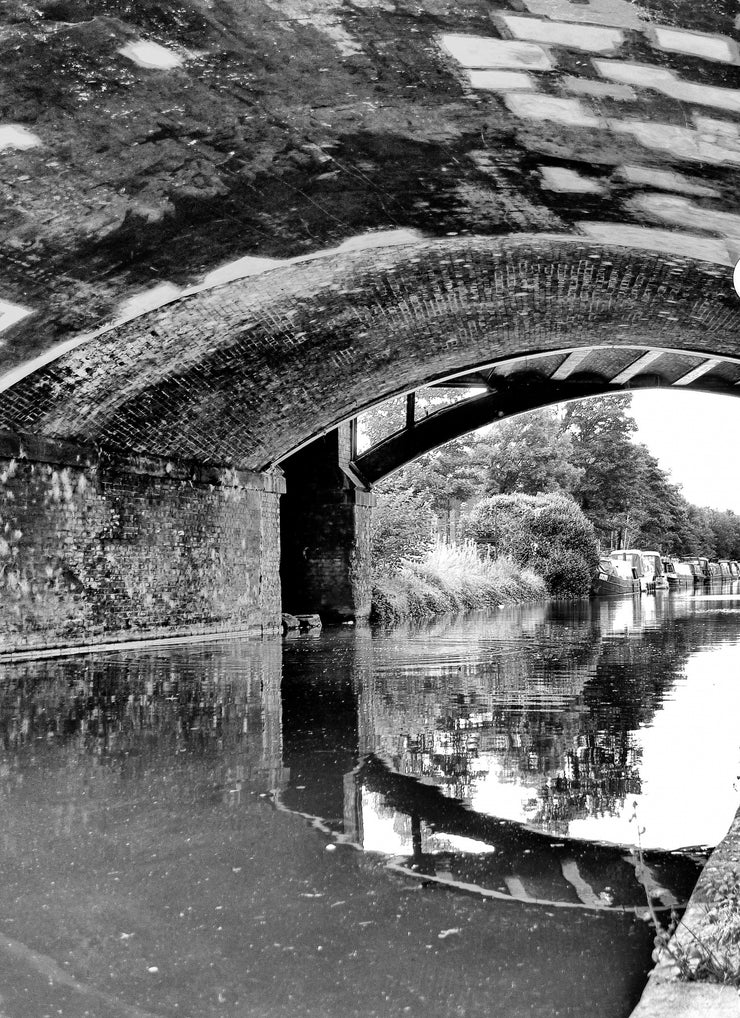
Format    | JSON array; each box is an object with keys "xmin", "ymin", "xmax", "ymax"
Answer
[{"xmin": 295, "ymin": 614, "xmax": 322, "ymax": 629}]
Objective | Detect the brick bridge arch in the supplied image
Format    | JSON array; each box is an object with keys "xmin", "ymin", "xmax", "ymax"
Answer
[
  {"xmin": 0, "ymin": 233, "xmax": 738, "ymax": 634},
  {"xmin": 0, "ymin": 234, "xmax": 736, "ymax": 472},
  {"xmin": 1, "ymin": 232, "xmax": 737, "ymax": 631}
]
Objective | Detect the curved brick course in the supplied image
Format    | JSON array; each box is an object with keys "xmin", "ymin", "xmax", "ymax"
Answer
[{"xmin": 0, "ymin": 235, "xmax": 736, "ymax": 469}]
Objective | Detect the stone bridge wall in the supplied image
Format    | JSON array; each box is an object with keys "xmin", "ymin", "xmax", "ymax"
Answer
[{"xmin": 0, "ymin": 434, "xmax": 283, "ymax": 656}]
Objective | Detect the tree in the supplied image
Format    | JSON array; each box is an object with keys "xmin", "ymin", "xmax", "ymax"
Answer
[
  {"xmin": 629, "ymin": 447, "xmax": 689, "ymax": 552},
  {"xmin": 371, "ymin": 488, "xmax": 435, "ymax": 571},
  {"xmin": 382, "ymin": 438, "xmax": 482, "ymax": 515},
  {"xmin": 683, "ymin": 505, "xmax": 718, "ymax": 558},
  {"xmin": 477, "ymin": 408, "xmax": 582, "ymax": 497},
  {"xmin": 705, "ymin": 509, "xmax": 740, "ymax": 559},
  {"xmin": 563, "ymin": 395, "xmax": 646, "ymax": 546}
]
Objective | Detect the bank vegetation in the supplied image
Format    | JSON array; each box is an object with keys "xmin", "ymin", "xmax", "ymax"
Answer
[
  {"xmin": 366, "ymin": 393, "xmax": 740, "ymax": 624},
  {"xmin": 371, "ymin": 539, "xmax": 545, "ymax": 625},
  {"xmin": 369, "ymin": 489, "xmax": 597, "ymax": 624}
]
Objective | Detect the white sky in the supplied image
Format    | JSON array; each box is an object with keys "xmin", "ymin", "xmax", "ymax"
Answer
[{"xmin": 629, "ymin": 389, "xmax": 740, "ymax": 512}]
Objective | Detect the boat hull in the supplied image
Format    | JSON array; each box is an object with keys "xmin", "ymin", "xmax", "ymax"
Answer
[{"xmin": 591, "ymin": 573, "xmax": 640, "ymax": 597}]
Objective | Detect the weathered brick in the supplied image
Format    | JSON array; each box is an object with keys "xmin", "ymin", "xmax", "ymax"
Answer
[
  {"xmin": 0, "ymin": 239, "xmax": 737, "ymax": 474},
  {"xmin": 0, "ymin": 438, "xmax": 284, "ymax": 655}
]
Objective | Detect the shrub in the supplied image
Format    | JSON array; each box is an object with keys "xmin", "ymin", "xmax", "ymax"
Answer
[{"xmin": 462, "ymin": 493, "xmax": 599, "ymax": 598}]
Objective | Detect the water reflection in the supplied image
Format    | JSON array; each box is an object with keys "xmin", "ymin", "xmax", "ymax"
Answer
[
  {"xmin": 348, "ymin": 754, "xmax": 700, "ymax": 912},
  {"xmin": 340, "ymin": 593, "xmax": 740, "ymax": 858},
  {"xmin": 0, "ymin": 641, "xmax": 292, "ymax": 1017},
  {"xmin": 275, "ymin": 593, "xmax": 740, "ymax": 914},
  {"xmin": 0, "ymin": 592, "xmax": 738, "ymax": 1016},
  {"xmin": 0, "ymin": 641, "xmax": 285, "ymax": 787}
]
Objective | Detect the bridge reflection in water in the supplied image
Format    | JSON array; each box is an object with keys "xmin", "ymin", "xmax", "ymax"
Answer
[{"xmin": 1, "ymin": 591, "xmax": 739, "ymax": 1016}]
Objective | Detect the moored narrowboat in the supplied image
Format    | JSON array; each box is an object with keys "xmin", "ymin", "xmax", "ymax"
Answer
[
  {"xmin": 662, "ymin": 558, "xmax": 693, "ymax": 588},
  {"xmin": 686, "ymin": 558, "xmax": 710, "ymax": 584},
  {"xmin": 592, "ymin": 556, "xmax": 641, "ymax": 596},
  {"xmin": 641, "ymin": 550, "xmax": 669, "ymax": 590},
  {"xmin": 608, "ymin": 549, "xmax": 651, "ymax": 592},
  {"xmin": 593, "ymin": 549, "xmax": 732, "ymax": 598}
]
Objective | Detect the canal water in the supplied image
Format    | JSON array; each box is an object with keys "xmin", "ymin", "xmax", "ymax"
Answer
[{"xmin": 1, "ymin": 591, "xmax": 739, "ymax": 1018}]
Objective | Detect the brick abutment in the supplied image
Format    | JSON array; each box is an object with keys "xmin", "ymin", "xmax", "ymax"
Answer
[
  {"xmin": 0, "ymin": 434, "xmax": 286, "ymax": 655},
  {"xmin": 280, "ymin": 429, "xmax": 376, "ymax": 623}
]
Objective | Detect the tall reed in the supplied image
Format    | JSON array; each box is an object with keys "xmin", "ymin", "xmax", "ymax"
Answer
[{"xmin": 371, "ymin": 538, "xmax": 545, "ymax": 624}]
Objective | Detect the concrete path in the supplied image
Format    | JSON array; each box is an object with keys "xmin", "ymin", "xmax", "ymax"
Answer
[{"xmin": 631, "ymin": 962, "xmax": 739, "ymax": 1017}]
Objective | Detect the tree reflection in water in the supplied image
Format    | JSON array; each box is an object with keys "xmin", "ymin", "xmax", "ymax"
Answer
[{"xmin": 343, "ymin": 596, "xmax": 740, "ymax": 851}]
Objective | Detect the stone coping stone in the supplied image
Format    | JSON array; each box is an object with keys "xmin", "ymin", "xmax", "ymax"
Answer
[
  {"xmin": 630, "ymin": 976, "xmax": 739, "ymax": 1017},
  {"xmin": 629, "ymin": 802, "xmax": 740, "ymax": 1018}
]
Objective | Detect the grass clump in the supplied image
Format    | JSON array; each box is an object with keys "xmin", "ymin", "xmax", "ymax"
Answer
[
  {"xmin": 371, "ymin": 539, "xmax": 545, "ymax": 625},
  {"xmin": 664, "ymin": 866, "xmax": 740, "ymax": 986}
]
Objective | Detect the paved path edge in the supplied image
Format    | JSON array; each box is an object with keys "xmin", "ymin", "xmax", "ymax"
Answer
[{"xmin": 629, "ymin": 803, "xmax": 740, "ymax": 1018}]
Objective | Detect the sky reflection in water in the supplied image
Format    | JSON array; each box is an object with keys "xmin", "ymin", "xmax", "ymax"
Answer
[{"xmin": 337, "ymin": 592, "xmax": 740, "ymax": 861}]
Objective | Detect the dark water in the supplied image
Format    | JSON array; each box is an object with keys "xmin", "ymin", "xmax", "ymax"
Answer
[{"xmin": 1, "ymin": 592, "xmax": 739, "ymax": 1018}]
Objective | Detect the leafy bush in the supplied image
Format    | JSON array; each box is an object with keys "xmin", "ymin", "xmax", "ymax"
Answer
[
  {"xmin": 538, "ymin": 547, "xmax": 595, "ymax": 599},
  {"xmin": 462, "ymin": 493, "xmax": 599, "ymax": 598}
]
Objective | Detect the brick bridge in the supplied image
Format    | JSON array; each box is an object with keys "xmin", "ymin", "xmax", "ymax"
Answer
[{"xmin": 1, "ymin": 0, "xmax": 740, "ymax": 650}]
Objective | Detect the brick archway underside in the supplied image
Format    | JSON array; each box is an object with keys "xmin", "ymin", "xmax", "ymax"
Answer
[{"xmin": 0, "ymin": 234, "xmax": 737, "ymax": 471}]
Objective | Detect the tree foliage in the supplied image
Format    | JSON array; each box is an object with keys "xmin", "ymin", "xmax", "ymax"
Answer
[
  {"xmin": 477, "ymin": 410, "xmax": 582, "ymax": 497},
  {"xmin": 562, "ymin": 396, "xmax": 642, "ymax": 543},
  {"xmin": 385, "ymin": 439, "xmax": 482, "ymax": 515},
  {"xmin": 361, "ymin": 392, "xmax": 740, "ymax": 574},
  {"xmin": 371, "ymin": 488, "xmax": 435, "ymax": 571}
]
